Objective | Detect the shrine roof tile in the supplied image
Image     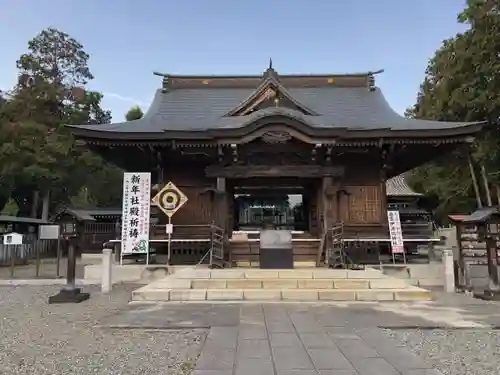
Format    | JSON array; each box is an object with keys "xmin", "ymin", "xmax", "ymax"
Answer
[{"xmin": 68, "ymin": 83, "xmax": 482, "ymax": 135}]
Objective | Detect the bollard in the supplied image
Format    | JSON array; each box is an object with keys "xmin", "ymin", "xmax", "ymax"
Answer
[
  {"xmin": 102, "ymin": 248, "xmax": 113, "ymax": 293},
  {"xmin": 442, "ymin": 248, "xmax": 455, "ymax": 293}
]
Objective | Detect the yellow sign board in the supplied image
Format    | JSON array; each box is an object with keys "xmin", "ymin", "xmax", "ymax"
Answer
[{"xmin": 151, "ymin": 181, "xmax": 188, "ymax": 218}]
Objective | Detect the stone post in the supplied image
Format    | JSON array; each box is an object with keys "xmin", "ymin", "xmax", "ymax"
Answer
[
  {"xmin": 114, "ymin": 221, "xmax": 121, "ymax": 263},
  {"xmin": 442, "ymin": 248, "xmax": 455, "ymax": 293},
  {"xmin": 102, "ymin": 248, "xmax": 113, "ymax": 293}
]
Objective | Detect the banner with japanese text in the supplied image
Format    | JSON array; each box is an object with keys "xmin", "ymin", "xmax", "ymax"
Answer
[
  {"xmin": 121, "ymin": 172, "xmax": 151, "ymax": 254},
  {"xmin": 387, "ymin": 210, "xmax": 404, "ymax": 254}
]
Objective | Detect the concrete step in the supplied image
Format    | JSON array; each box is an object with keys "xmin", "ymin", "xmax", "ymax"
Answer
[
  {"xmin": 172, "ymin": 268, "xmax": 388, "ymax": 280},
  {"xmin": 235, "ymin": 261, "xmax": 316, "ymax": 268},
  {"xmin": 150, "ymin": 277, "xmax": 409, "ymax": 290},
  {"xmin": 132, "ymin": 287, "xmax": 431, "ymax": 302},
  {"xmin": 131, "ymin": 266, "xmax": 432, "ymax": 303}
]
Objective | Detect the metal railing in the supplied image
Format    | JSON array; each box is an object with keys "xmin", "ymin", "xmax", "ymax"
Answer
[
  {"xmin": 209, "ymin": 224, "xmax": 225, "ymax": 268},
  {"xmin": 198, "ymin": 223, "xmax": 226, "ymax": 268},
  {"xmin": 151, "ymin": 224, "xmax": 213, "ymax": 239}
]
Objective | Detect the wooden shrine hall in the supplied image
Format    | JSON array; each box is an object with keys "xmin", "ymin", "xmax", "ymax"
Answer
[{"xmin": 68, "ymin": 63, "xmax": 486, "ymax": 267}]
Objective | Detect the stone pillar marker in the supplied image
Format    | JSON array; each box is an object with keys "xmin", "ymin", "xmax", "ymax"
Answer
[
  {"xmin": 442, "ymin": 248, "xmax": 455, "ymax": 293},
  {"xmin": 102, "ymin": 248, "xmax": 113, "ymax": 293}
]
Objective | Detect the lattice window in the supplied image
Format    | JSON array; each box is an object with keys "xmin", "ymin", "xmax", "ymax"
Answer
[{"xmin": 345, "ymin": 185, "xmax": 382, "ymax": 224}]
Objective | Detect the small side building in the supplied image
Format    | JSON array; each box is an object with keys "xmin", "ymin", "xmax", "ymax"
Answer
[
  {"xmin": 386, "ymin": 174, "xmax": 435, "ymax": 253},
  {"xmin": 53, "ymin": 208, "xmax": 121, "ymax": 252}
]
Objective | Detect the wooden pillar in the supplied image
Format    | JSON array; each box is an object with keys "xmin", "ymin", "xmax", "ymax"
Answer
[
  {"xmin": 380, "ymin": 165, "xmax": 388, "ymax": 225},
  {"xmin": 305, "ymin": 182, "xmax": 319, "ymax": 236},
  {"xmin": 316, "ymin": 176, "xmax": 332, "ymax": 266},
  {"xmin": 156, "ymin": 151, "xmax": 164, "ymax": 186},
  {"xmin": 485, "ymin": 236, "xmax": 500, "ymax": 291},
  {"xmin": 454, "ymin": 223, "xmax": 465, "ymax": 290},
  {"xmin": 322, "ymin": 176, "xmax": 333, "ymax": 229},
  {"xmin": 216, "ymin": 177, "xmax": 228, "ymax": 232}
]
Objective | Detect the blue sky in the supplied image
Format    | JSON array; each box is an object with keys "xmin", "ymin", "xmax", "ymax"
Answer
[{"xmin": 0, "ymin": 0, "xmax": 467, "ymax": 122}]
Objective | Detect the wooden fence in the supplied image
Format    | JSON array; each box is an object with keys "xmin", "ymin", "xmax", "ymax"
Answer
[
  {"xmin": 0, "ymin": 234, "xmax": 57, "ymax": 266},
  {"xmin": 81, "ymin": 222, "xmax": 117, "ymax": 252}
]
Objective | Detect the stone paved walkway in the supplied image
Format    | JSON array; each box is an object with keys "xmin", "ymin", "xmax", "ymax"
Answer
[
  {"xmin": 193, "ymin": 304, "xmax": 442, "ymax": 375},
  {"xmin": 100, "ymin": 292, "xmax": 500, "ymax": 375}
]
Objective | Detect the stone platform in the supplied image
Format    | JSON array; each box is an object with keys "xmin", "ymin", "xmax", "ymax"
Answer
[{"xmin": 132, "ymin": 267, "xmax": 432, "ymax": 302}]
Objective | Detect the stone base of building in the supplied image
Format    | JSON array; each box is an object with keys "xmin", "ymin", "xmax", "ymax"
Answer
[{"xmin": 131, "ymin": 267, "xmax": 432, "ymax": 302}]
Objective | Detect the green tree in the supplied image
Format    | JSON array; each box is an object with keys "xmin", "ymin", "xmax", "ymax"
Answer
[
  {"xmin": 0, "ymin": 198, "xmax": 18, "ymax": 216},
  {"xmin": 0, "ymin": 27, "xmax": 122, "ymax": 215},
  {"xmin": 407, "ymin": 0, "xmax": 500, "ymax": 221},
  {"xmin": 125, "ymin": 105, "xmax": 144, "ymax": 121},
  {"xmin": 69, "ymin": 187, "xmax": 97, "ymax": 209}
]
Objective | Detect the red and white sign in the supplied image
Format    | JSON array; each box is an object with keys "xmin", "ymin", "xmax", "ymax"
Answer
[
  {"xmin": 387, "ymin": 210, "xmax": 404, "ymax": 254},
  {"xmin": 121, "ymin": 172, "xmax": 151, "ymax": 255}
]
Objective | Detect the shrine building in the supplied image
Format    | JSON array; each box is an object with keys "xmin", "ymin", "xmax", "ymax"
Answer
[{"xmin": 68, "ymin": 64, "xmax": 486, "ymax": 267}]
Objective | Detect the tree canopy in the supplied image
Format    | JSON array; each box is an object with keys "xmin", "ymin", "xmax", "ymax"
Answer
[
  {"xmin": 0, "ymin": 27, "xmax": 122, "ymax": 217},
  {"xmin": 407, "ymin": 0, "xmax": 500, "ymax": 222},
  {"xmin": 125, "ymin": 105, "xmax": 144, "ymax": 121}
]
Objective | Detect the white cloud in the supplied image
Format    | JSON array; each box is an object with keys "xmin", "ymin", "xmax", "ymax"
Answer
[{"xmin": 104, "ymin": 92, "xmax": 149, "ymax": 107}]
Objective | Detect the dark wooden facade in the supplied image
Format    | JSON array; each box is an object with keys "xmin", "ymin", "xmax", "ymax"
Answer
[{"xmin": 68, "ymin": 65, "xmax": 486, "ymax": 265}]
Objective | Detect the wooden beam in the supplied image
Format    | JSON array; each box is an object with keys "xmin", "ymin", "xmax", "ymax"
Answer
[{"xmin": 205, "ymin": 165, "xmax": 344, "ymax": 178}]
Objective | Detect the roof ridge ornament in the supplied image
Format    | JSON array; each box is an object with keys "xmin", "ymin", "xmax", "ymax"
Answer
[
  {"xmin": 367, "ymin": 69, "xmax": 384, "ymax": 92},
  {"xmin": 153, "ymin": 71, "xmax": 171, "ymax": 92},
  {"xmin": 264, "ymin": 58, "xmax": 278, "ymax": 79}
]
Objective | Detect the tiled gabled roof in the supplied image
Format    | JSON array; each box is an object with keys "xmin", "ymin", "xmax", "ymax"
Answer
[{"xmin": 68, "ymin": 69, "xmax": 482, "ymax": 135}]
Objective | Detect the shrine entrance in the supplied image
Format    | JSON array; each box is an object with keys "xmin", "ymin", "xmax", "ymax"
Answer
[{"xmin": 231, "ymin": 177, "xmax": 315, "ymax": 233}]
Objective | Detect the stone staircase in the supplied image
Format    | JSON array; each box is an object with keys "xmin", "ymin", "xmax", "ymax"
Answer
[{"xmin": 131, "ymin": 267, "xmax": 432, "ymax": 302}]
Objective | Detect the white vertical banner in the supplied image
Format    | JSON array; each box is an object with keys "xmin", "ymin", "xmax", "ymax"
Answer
[
  {"xmin": 387, "ymin": 210, "xmax": 404, "ymax": 254},
  {"xmin": 121, "ymin": 172, "xmax": 151, "ymax": 256}
]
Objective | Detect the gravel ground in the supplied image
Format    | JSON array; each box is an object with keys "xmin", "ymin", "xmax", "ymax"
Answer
[
  {"xmin": 0, "ymin": 284, "xmax": 206, "ymax": 375},
  {"xmin": 384, "ymin": 328, "xmax": 500, "ymax": 375}
]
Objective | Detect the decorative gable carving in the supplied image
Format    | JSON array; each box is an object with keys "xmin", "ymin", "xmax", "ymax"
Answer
[
  {"xmin": 224, "ymin": 76, "xmax": 319, "ymax": 117},
  {"xmin": 261, "ymin": 130, "xmax": 292, "ymax": 143}
]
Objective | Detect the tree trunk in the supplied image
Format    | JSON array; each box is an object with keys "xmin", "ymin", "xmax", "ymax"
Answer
[
  {"xmin": 467, "ymin": 153, "xmax": 482, "ymax": 208},
  {"xmin": 30, "ymin": 190, "xmax": 40, "ymax": 218},
  {"xmin": 41, "ymin": 190, "xmax": 50, "ymax": 221},
  {"xmin": 480, "ymin": 165, "xmax": 492, "ymax": 206}
]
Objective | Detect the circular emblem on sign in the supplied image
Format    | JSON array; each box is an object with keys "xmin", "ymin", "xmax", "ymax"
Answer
[
  {"xmin": 161, "ymin": 190, "xmax": 180, "ymax": 210},
  {"xmin": 151, "ymin": 181, "xmax": 188, "ymax": 218}
]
